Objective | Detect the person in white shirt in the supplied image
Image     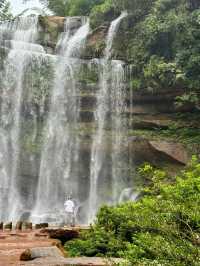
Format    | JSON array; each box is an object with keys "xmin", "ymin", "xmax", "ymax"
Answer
[{"xmin": 64, "ymin": 196, "xmax": 75, "ymax": 226}]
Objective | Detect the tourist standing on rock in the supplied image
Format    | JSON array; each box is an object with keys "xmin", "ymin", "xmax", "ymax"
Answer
[{"xmin": 64, "ymin": 196, "xmax": 75, "ymax": 227}]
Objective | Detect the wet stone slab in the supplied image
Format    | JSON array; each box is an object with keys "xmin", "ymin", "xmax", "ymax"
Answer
[{"xmin": 19, "ymin": 257, "xmax": 128, "ymax": 266}]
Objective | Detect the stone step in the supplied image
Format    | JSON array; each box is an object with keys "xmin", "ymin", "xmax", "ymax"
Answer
[{"xmin": 20, "ymin": 256, "xmax": 128, "ymax": 266}]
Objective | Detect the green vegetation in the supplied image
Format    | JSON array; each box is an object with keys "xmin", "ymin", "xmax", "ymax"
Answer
[
  {"xmin": 90, "ymin": 0, "xmax": 155, "ymax": 28},
  {"xmin": 35, "ymin": 0, "xmax": 200, "ymax": 106},
  {"xmin": 65, "ymin": 157, "xmax": 200, "ymax": 265},
  {"xmin": 0, "ymin": 0, "xmax": 12, "ymax": 20},
  {"xmin": 40, "ymin": 0, "xmax": 105, "ymax": 16},
  {"xmin": 123, "ymin": 0, "xmax": 200, "ymax": 96},
  {"xmin": 16, "ymin": 1, "xmax": 200, "ymax": 262},
  {"xmin": 130, "ymin": 112, "xmax": 200, "ymax": 154}
]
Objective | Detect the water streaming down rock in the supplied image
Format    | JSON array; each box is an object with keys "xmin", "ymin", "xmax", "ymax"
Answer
[
  {"xmin": 88, "ymin": 11, "xmax": 128, "ymax": 222},
  {"xmin": 111, "ymin": 61, "xmax": 129, "ymax": 204},
  {"xmin": 0, "ymin": 13, "xmax": 135, "ymax": 224},
  {"xmin": 104, "ymin": 11, "xmax": 128, "ymax": 60},
  {"xmin": 19, "ymin": 53, "xmax": 55, "ymax": 220},
  {"xmin": 32, "ymin": 18, "xmax": 90, "ymax": 223},
  {"xmin": 0, "ymin": 16, "xmax": 54, "ymax": 221},
  {"xmin": 0, "ymin": 17, "xmax": 38, "ymax": 220}
]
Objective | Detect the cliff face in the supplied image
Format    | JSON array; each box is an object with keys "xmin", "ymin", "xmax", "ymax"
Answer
[
  {"xmin": 0, "ymin": 16, "xmax": 195, "ymax": 179},
  {"xmin": 0, "ymin": 15, "xmax": 198, "ymax": 222}
]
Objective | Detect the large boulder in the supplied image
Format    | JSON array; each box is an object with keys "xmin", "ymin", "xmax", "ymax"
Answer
[
  {"xmin": 82, "ymin": 26, "xmax": 107, "ymax": 59},
  {"xmin": 149, "ymin": 141, "xmax": 188, "ymax": 165},
  {"xmin": 40, "ymin": 228, "xmax": 79, "ymax": 245},
  {"xmin": 20, "ymin": 246, "xmax": 63, "ymax": 261},
  {"xmin": 129, "ymin": 137, "xmax": 189, "ymax": 166}
]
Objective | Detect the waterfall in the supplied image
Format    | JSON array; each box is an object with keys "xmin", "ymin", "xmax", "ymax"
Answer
[
  {"xmin": 0, "ymin": 16, "xmax": 40, "ymax": 221},
  {"xmin": 111, "ymin": 61, "xmax": 128, "ymax": 203},
  {"xmin": 32, "ymin": 18, "xmax": 89, "ymax": 223},
  {"xmin": 0, "ymin": 16, "xmax": 54, "ymax": 221},
  {"xmin": 0, "ymin": 13, "xmax": 134, "ymax": 224},
  {"xmin": 88, "ymin": 12, "xmax": 128, "ymax": 222},
  {"xmin": 104, "ymin": 11, "xmax": 128, "ymax": 60}
]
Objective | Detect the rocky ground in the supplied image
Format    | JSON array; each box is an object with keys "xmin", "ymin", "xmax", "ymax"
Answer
[
  {"xmin": 0, "ymin": 229, "xmax": 60, "ymax": 266},
  {"xmin": 0, "ymin": 227, "xmax": 125, "ymax": 266}
]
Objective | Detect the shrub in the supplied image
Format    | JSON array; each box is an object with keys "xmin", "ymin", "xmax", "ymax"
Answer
[{"xmin": 65, "ymin": 157, "xmax": 200, "ymax": 265}]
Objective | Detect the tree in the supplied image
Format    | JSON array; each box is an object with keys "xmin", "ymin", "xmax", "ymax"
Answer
[
  {"xmin": 27, "ymin": 0, "xmax": 105, "ymax": 16},
  {"xmin": 0, "ymin": 0, "xmax": 12, "ymax": 20},
  {"xmin": 39, "ymin": 0, "xmax": 70, "ymax": 16},
  {"xmin": 66, "ymin": 157, "xmax": 200, "ymax": 265},
  {"xmin": 66, "ymin": 0, "xmax": 105, "ymax": 16}
]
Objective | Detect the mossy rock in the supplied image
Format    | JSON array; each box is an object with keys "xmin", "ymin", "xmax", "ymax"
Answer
[
  {"xmin": 38, "ymin": 16, "xmax": 65, "ymax": 51},
  {"xmin": 83, "ymin": 14, "xmax": 136, "ymax": 61},
  {"xmin": 82, "ymin": 26, "xmax": 107, "ymax": 59}
]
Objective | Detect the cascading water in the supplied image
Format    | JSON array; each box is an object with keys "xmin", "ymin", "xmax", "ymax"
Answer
[
  {"xmin": 0, "ymin": 16, "xmax": 41, "ymax": 221},
  {"xmin": 0, "ymin": 13, "xmax": 134, "ymax": 224},
  {"xmin": 0, "ymin": 16, "xmax": 54, "ymax": 221},
  {"xmin": 104, "ymin": 11, "xmax": 128, "ymax": 60},
  {"xmin": 89, "ymin": 11, "xmax": 128, "ymax": 222},
  {"xmin": 32, "ymin": 17, "xmax": 89, "ymax": 223},
  {"xmin": 111, "ymin": 61, "xmax": 129, "ymax": 204}
]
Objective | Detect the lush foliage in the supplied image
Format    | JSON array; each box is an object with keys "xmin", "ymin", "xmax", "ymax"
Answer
[
  {"xmin": 40, "ymin": 0, "xmax": 156, "ymax": 27},
  {"xmin": 90, "ymin": 0, "xmax": 156, "ymax": 28},
  {"xmin": 131, "ymin": 0, "xmax": 200, "ymax": 109},
  {"xmin": 39, "ymin": 0, "xmax": 105, "ymax": 16},
  {"xmin": 66, "ymin": 157, "xmax": 200, "ymax": 265},
  {"xmin": 0, "ymin": 0, "xmax": 12, "ymax": 20},
  {"xmin": 126, "ymin": 1, "xmax": 200, "ymax": 90},
  {"xmin": 35, "ymin": 0, "xmax": 200, "ymax": 106}
]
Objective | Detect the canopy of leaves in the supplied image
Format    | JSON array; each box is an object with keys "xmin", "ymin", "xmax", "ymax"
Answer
[
  {"xmin": 66, "ymin": 157, "xmax": 200, "ymax": 265},
  {"xmin": 39, "ymin": 0, "xmax": 105, "ymax": 16},
  {"xmin": 0, "ymin": 0, "xmax": 12, "ymax": 20},
  {"xmin": 36, "ymin": 0, "xmax": 200, "ymax": 107},
  {"xmin": 38, "ymin": 0, "xmax": 156, "ymax": 23}
]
